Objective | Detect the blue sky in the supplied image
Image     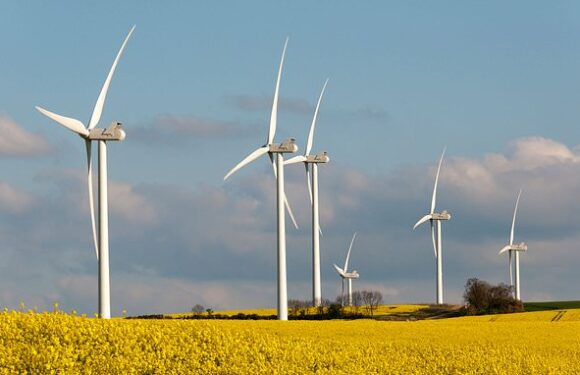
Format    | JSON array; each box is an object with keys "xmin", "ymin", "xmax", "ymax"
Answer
[{"xmin": 1, "ymin": 2, "xmax": 580, "ymax": 315}]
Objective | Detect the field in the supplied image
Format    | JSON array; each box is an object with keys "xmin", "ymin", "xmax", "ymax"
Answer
[
  {"xmin": 523, "ymin": 300, "xmax": 580, "ymax": 312},
  {"xmin": 2, "ymin": 308, "xmax": 580, "ymax": 373}
]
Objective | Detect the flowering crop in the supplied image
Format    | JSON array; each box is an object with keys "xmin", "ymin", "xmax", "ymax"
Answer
[{"xmin": 1, "ymin": 309, "xmax": 580, "ymax": 373}]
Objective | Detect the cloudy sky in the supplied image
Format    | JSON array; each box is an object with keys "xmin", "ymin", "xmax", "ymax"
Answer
[{"xmin": 1, "ymin": 2, "xmax": 580, "ymax": 315}]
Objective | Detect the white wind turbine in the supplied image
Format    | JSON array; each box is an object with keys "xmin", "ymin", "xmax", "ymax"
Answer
[
  {"xmin": 413, "ymin": 148, "xmax": 451, "ymax": 305},
  {"xmin": 499, "ymin": 189, "xmax": 527, "ymax": 301},
  {"xmin": 333, "ymin": 233, "xmax": 359, "ymax": 306},
  {"xmin": 223, "ymin": 38, "xmax": 298, "ymax": 321},
  {"xmin": 284, "ymin": 79, "xmax": 329, "ymax": 307},
  {"xmin": 35, "ymin": 26, "xmax": 135, "ymax": 319}
]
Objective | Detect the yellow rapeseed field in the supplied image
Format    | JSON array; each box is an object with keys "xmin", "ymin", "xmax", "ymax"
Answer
[{"xmin": 1, "ymin": 309, "xmax": 580, "ymax": 374}]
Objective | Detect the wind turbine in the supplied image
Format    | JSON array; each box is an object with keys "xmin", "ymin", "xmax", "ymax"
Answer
[
  {"xmin": 223, "ymin": 38, "xmax": 298, "ymax": 321},
  {"xmin": 413, "ymin": 148, "xmax": 451, "ymax": 305},
  {"xmin": 35, "ymin": 26, "xmax": 135, "ymax": 319},
  {"xmin": 333, "ymin": 232, "xmax": 359, "ymax": 306},
  {"xmin": 499, "ymin": 189, "xmax": 527, "ymax": 300},
  {"xmin": 284, "ymin": 79, "xmax": 329, "ymax": 307}
]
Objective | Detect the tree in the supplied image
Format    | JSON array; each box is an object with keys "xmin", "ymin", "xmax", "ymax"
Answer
[
  {"xmin": 463, "ymin": 278, "xmax": 523, "ymax": 315},
  {"xmin": 361, "ymin": 290, "xmax": 383, "ymax": 316},
  {"xmin": 191, "ymin": 304, "xmax": 205, "ymax": 316},
  {"xmin": 463, "ymin": 278, "xmax": 490, "ymax": 315}
]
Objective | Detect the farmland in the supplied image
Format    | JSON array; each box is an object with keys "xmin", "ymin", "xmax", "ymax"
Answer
[{"xmin": 1, "ymin": 307, "xmax": 580, "ymax": 373}]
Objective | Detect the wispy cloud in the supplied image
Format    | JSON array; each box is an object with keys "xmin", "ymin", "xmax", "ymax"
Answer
[
  {"xmin": 0, "ymin": 182, "xmax": 35, "ymax": 214},
  {"xmin": 224, "ymin": 95, "xmax": 389, "ymax": 123},
  {"xmin": 0, "ymin": 114, "xmax": 51, "ymax": 156},
  {"xmin": 132, "ymin": 114, "xmax": 256, "ymax": 145},
  {"xmin": 224, "ymin": 95, "xmax": 312, "ymax": 115}
]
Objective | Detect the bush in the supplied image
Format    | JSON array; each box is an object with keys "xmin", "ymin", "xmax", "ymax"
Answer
[{"xmin": 463, "ymin": 278, "xmax": 523, "ymax": 315}]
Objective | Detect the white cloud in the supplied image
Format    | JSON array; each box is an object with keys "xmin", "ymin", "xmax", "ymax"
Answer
[
  {"xmin": 108, "ymin": 181, "xmax": 156, "ymax": 225},
  {"xmin": 0, "ymin": 114, "xmax": 51, "ymax": 156}
]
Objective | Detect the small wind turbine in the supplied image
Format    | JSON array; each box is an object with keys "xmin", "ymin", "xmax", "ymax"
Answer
[
  {"xmin": 223, "ymin": 38, "xmax": 298, "ymax": 321},
  {"xmin": 499, "ymin": 189, "xmax": 527, "ymax": 300},
  {"xmin": 333, "ymin": 233, "xmax": 359, "ymax": 306},
  {"xmin": 35, "ymin": 26, "xmax": 135, "ymax": 319},
  {"xmin": 413, "ymin": 148, "xmax": 451, "ymax": 305},
  {"xmin": 284, "ymin": 79, "xmax": 329, "ymax": 307}
]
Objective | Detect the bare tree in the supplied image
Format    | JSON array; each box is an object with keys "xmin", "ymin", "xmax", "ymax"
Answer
[
  {"xmin": 361, "ymin": 290, "xmax": 383, "ymax": 316},
  {"xmin": 191, "ymin": 304, "xmax": 205, "ymax": 316},
  {"xmin": 351, "ymin": 291, "xmax": 363, "ymax": 313}
]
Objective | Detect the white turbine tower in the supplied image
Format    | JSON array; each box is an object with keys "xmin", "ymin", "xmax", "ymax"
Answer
[
  {"xmin": 35, "ymin": 26, "xmax": 135, "ymax": 319},
  {"xmin": 413, "ymin": 148, "xmax": 451, "ymax": 305},
  {"xmin": 333, "ymin": 233, "xmax": 359, "ymax": 306},
  {"xmin": 223, "ymin": 38, "xmax": 298, "ymax": 321},
  {"xmin": 284, "ymin": 79, "xmax": 329, "ymax": 307},
  {"xmin": 499, "ymin": 189, "xmax": 527, "ymax": 301}
]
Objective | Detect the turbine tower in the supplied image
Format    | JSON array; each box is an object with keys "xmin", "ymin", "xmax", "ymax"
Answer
[
  {"xmin": 223, "ymin": 38, "xmax": 298, "ymax": 321},
  {"xmin": 284, "ymin": 79, "xmax": 329, "ymax": 307},
  {"xmin": 35, "ymin": 26, "xmax": 135, "ymax": 319},
  {"xmin": 413, "ymin": 148, "xmax": 451, "ymax": 305},
  {"xmin": 333, "ymin": 233, "xmax": 359, "ymax": 306},
  {"xmin": 499, "ymin": 189, "xmax": 527, "ymax": 300}
]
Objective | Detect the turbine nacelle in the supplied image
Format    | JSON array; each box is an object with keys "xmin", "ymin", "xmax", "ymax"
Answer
[
  {"xmin": 269, "ymin": 138, "xmax": 298, "ymax": 153},
  {"xmin": 345, "ymin": 270, "xmax": 360, "ymax": 279},
  {"xmin": 432, "ymin": 210, "xmax": 451, "ymax": 221},
  {"xmin": 305, "ymin": 151, "xmax": 330, "ymax": 164},
  {"xmin": 499, "ymin": 242, "xmax": 528, "ymax": 255},
  {"xmin": 87, "ymin": 122, "xmax": 126, "ymax": 141}
]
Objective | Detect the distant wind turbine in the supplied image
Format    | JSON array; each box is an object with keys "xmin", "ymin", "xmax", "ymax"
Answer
[
  {"xmin": 284, "ymin": 79, "xmax": 329, "ymax": 307},
  {"xmin": 499, "ymin": 189, "xmax": 527, "ymax": 301},
  {"xmin": 223, "ymin": 38, "xmax": 298, "ymax": 321},
  {"xmin": 413, "ymin": 148, "xmax": 451, "ymax": 305},
  {"xmin": 333, "ymin": 233, "xmax": 360, "ymax": 306},
  {"xmin": 35, "ymin": 26, "xmax": 136, "ymax": 319}
]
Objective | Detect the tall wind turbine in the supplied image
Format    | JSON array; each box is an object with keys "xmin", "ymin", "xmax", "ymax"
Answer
[
  {"xmin": 413, "ymin": 148, "xmax": 451, "ymax": 305},
  {"xmin": 223, "ymin": 38, "xmax": 298, "ymax": 321},
  {"xmin": 333, "ymin": 233, "xmax": 359, "ymax": 306},
  {"xmin": 284, "ymin": 79, "xmax": 329, "ymax": 307},
  {"xmin": 35, "ymin": 26, "xmax": 135, "ymax": 319},
  {"xmin": 499, "ymin": 189, "xmax": 527, "ymax": 300}
]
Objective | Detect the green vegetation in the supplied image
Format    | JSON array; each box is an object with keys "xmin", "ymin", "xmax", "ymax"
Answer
[{"xmin": 524, "ymin": 300, "xmax": 580, "ymax": 312}]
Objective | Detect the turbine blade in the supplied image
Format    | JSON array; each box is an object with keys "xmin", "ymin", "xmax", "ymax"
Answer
[
  {"xmin": 413, "ymin": 214, "xmax": 432, "ymax": 230},
  {"xmin": 306, "ymin": 163, "xmax": 313, "ymax": 207},
  {"xmin": 305, "ymin": 78, "xmax": 329, "ymax": 156},
  {"xmin": 333, "ymin": 264, "xmax": 346, "ymax": 277},
  {"xmin": 344, "ymin": 232, "xmax": 357, "ymax": 271},
  {"xmin": 35, "ymin": 106, "xmax": 89, "ymax": 136},
  {"xmin": 224, "ymin": 146, "xmax": 269, "ymax": 181},
  {"xmin": 284, "ymin": 194, "xmax": 299, "ymax": 229},
  {"xmin": 85, "ymin": 140, "xmax": 99, "ymax": 259},
  {"xmin": 270, "ymin": 154, "xmax": 299, "ymax": 229},
  {"xmin": 510, "ymin": 189, "xmax": 522, "ymax": 246},
  {"xmin": 267, "ymin": 37, "xmax": 288, "ymax": 145},
  {"xmin": 499, "ymin": 245, "xmax": 511, "ymax": 255},
  {"xmin": 431, "ymin": 147, "xmax": 446, "ymax": 214},
  {"xmin": 431, "ymin": 221, "xmax": 437, "ymax": 258},
  {"xmin": 88, "ymin": 25, "xmax": 135, "ymax": 130},
  {"xmin": 509, "ymin": 250, "xmax": 513, "ymax": 287},
  {"xmin": 283, "ymin": 155, "xmax": 307, "ymax": 165}
]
